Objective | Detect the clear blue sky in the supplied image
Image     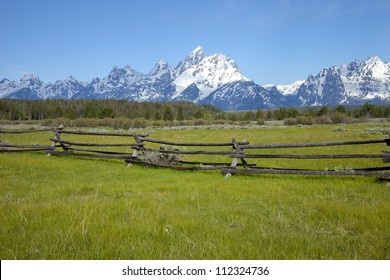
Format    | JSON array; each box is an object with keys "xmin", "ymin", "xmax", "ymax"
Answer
[{"xmin": 1, "ymin": 0, "xmax": 389, "ymax": 85}]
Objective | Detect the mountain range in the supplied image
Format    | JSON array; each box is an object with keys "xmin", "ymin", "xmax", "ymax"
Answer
[{"xmin": 1, "ymin": 46, "xmax": 389, "ymax": 110}]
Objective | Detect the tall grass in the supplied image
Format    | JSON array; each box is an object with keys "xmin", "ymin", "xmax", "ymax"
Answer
[{"xmin": 1, "ymin": 123, "xmax": 390, "ymax": 259}]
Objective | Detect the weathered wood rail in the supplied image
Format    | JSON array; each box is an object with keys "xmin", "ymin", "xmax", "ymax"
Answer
[
  {"xmin": 0, "ymin": 128, "xmax": 57, "ymax": 152},
  {"xmin": 46, "ymin": 126, "xmax": 147, "ymax": 160},
  {"xmin": 222, "ymin": 137, "xmax": 390, "ymax": 178},
  {"xmin": 1, "ymin": 126, "xmax": 390, "ymax": 179}
]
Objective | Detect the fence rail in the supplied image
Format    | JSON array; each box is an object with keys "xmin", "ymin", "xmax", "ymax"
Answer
[
  {"xmin": 0, "ymin": 128, "xmax": 55, "ymax": 153},
  {"xmin": 240, "ymin": 139, "xmax": 389, "ymax": 149},
  {"xmin": 1, "ymin": 126, "xmax": 390, "ymax": 179},
  {"xmin": 0, "ymin": 128, "xmax": 52, "ymax": 134}
]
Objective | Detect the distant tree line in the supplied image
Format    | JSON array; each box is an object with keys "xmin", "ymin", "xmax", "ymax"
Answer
[
  {"xmin": 0, "ymin": 99, "xmax": 221, "ymax": 122},
  {"xmin": 1, "ymin": 99, "xmax": 389, "ymax": 127}
]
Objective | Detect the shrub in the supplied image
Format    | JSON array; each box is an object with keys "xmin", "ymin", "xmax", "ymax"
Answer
[
  {"xmin": 256, "ymin": 118, "xmax": 265, "ymax": 125},
  {"xmin": 112, "ymin": 117, "xmax": 133, "ymax": 130},
  {"xmin": 284, "ymin": 118, "xmax": 297, "ymax": 125},
  {"xmin": 152, "ymin": 120, "xmax": 165, "ymax": 127},
  {"xmin": 131, "ymin": 118, "xmax": 148, "ymax": 128},
  {"xmin": 284, "ymin": 116, "xmax": 313, "ymax": 126},
  {"xmin": 193, "ymin": 118, "xmax": 208, "ymax": 126},
  {"xmin": 295, "ymin": 116, "xmax": 313, "ymax": 125},
  {"xmin": 143, "ymin": 145, "xmax": 182, "ymax": 166},
  {"xmin": 314, "ymin": 116, "xmax": 332, "ymax": 124},
  {"xmin": 330, "ymin": 112, "xmax": 352, "ymax": 124}
]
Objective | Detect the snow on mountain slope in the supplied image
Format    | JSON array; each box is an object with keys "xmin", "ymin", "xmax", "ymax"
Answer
[
  {"xmin": 174, "ymin": 46, "xmax": 205, "ymax": 76},
  {"xmin": 51, "ymin": 76, "xmax": 88, "ymax": 99},
  {"xmin": 148, "ymin": 60, "xmax": 174, "ymax": 81},
  {"xmin": 2, "ymin": 74, "xmax": 53, "ymax": 99},
  {"xmin": 0, "ymin": 78, "xmax": 18, "ymax": 98},
  {"xmin": 172, "ymin": 47, "xmax": 250, "ymax": 101},
  {"xmin": 264, "ymin": 80, "xmax": 305, "ymax": 96},
  {"xmin": 296, "ymin": 56, "xmax": 390, "ymax": 106},
  {"xmin": 200, "ymin": 80, "xmax": 283, "ymax": 110},
  {"xmin": 276, "ymin": 80, "xmax": 305, "ymax": 95}
]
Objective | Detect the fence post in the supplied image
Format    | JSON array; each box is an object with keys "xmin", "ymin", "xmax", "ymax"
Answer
[
  {"xmin": 128, "ymin": 134, "xmax": 144, "ymax": 166},
  {"xmin": 225, "ymin": 138, "xmax": 246, "ymax": 178},
  {"xmin": 234, "ymin": 138, "xmax": 250, "ymax": 168},
  {"xmin": 48, "ymin": 125, "xmax": 64, "ymax": 156}
]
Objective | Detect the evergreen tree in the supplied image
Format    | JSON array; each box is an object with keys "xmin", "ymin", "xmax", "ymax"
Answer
[
  {"xmin": 194, "ymin": 108, "xmax": 204, "ymax": 119},
  {"xmin": 154, "ymin": 111, "xmax": 161, "ymax": 120},
  {"xmin": 317, "ymin": 106, "xmax": 329, "ymax": 116},
  {"xmin": 177, "ymin": 105, "xmax": 184, "ymax": 121},
  {"xmin": 256, "ymin": 109, "xmax": 263, "ymax": 120},
  {"xmin": 144, "ymin": 110, "xmax": 151, "ymax": 120},
  {"xmin": 163, "ymin": 106, "xmax": 173, "ymax": 121}
]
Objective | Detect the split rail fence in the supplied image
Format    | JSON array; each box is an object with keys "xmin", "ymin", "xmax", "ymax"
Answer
[{"xmin": 1, "ymin": 126, "xmax": 390, "ymax": 179}]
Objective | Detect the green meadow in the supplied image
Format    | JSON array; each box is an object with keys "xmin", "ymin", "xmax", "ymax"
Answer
[{"xmin": 1, "ymin": 122, "xmax": 390, "ymax": 259}]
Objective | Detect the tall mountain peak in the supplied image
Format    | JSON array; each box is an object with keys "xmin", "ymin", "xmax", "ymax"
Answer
[
  {"xmin": 362, "ymin": 56, "xmax": 389, "ymax": 80},
  {"xmin": 175, "ymin": 46, "xmax": 206, "ymax": 75},
  {"xmin": 172, "ymin": 47, "xmax": 250, "ymax": 102},
  {"xmin": 188, "ymin": 46, "xmax": 204, "ymax": 60},
  {"xmin": 149, "ymin": 60, "xmax": 173, "ymax": 80},
  {"xmin": 20, "ymin": 73, "xmax": 41, "ymax": 83}
]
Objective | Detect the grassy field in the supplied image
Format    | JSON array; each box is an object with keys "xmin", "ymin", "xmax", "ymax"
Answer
[{"xmin": 1, "ymin": 122, "xmax": 390, "ymax": 259}]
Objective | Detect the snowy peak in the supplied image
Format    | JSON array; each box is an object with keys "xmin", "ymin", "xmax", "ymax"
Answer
[
  {"xmin": 186, "ymin": 46, "xmax": 205, "ymax": 65},
  {"xmin": 195, "ymin": 53, "xmax": 250, "ymax": 86},
  {"xmin": 57, "ymin": 76, "xmax": 87, "ymax": 87},
  {"xmin": 172, "ymin": 47, "xmax": 250, "ymax": 101},
  {"xmin": 50, "ymin": 76, "xmax": 87, "ymax": 98},
  {"xmin": 20, "ymin": 73, "xmax": 44, "ymax": 86},
  {"xmin": 149, "ymin": 60, "xmax": 173, "ymax": 80},
  {"xmin": 105, "ymin": 65, "xmax": 144, "ymax": 87},
  {"xmin": 295, "ymin": 56, "xmax": 390, "ymax": 106},
  {"xmin": 360, "ymin": 56, "xmax": 389, "ymax": 80},
  {"xmin": 264, "ymin": 80, "xmax": 305, "ymax": 96},
  {"xmin": 175, "ymin": 46, "xmax": 206, "ymax": 75},
  {"xmin": 340, "ymin": 56, "xmax": 390, "ymax": 81}
]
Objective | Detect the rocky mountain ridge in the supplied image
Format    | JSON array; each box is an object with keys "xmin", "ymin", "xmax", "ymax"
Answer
[{"xmin": 1, "ymin": 47, "xmax": 389, "ymax": 110}]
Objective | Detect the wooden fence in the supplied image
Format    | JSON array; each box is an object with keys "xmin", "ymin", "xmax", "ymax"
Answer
[
  {"xmin": 221, "ymin": 138, "xmax": 390, "ymax": 178},
  {"xmin": 1, "ymin": 126, "xmax": 390, "ymax": 179},
  {"xmin": 0, "ymin": 128, "xmax": 55, "ymax": 152}
]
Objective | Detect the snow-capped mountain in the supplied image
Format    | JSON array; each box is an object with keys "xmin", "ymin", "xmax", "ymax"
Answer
[
  {"xmin": 172, "ymin": 47, "xmax": 251, "ymax": 102},
  {"xmin": 1, "ymin": 47, "xmax": 389, "ymax": 110},
  {"xmin": 200, "ymin": 81, "xmax": 283, "ymax": 110},
  {"xmin": 264, "ymin": 80, "xmax": 305, "ymax": 96},
  {"xmin": 51, "ymin": 76, "xmax": 88, "ymax": 99},
  {"xmin": 0, "ymin": 73, "xmax": 52, "ymax": 99},
  {"xmin": 0, "ymin": 46, "xmax": 258, "ymax": 110},
  {"xmin": 175, "ymin": 46, "xmax": 205, "ymax": 76},
  {"xmin": 293, "ymin": 56, "xmax": 390, "ymax": 106}
]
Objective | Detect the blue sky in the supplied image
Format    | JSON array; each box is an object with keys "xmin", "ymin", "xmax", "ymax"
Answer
[{"xmin": 1, "ymin": 0, "xmax": 389, "ymax": 85}]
